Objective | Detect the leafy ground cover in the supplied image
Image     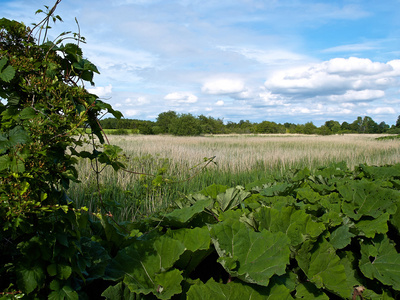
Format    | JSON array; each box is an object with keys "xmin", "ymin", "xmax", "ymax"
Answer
[{"xmin": 97, "ymin": 162, "xmax": 400, "ymax": 299}]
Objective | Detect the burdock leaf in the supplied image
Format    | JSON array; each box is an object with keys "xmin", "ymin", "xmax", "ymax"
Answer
[
  {"xmin": 297, "ymin": 238, "xmax": 349, "ymax": 298},
  {"xmin": 187, "ymin": 278, "xmax": 293, "ymax": 300},
  {"xmin": 209, "ymin": 218, "xmax": 290, "ymax": 287},
  {"xmin": 359, "ymin": 234, "xmax": 400, "ymax": 291},
  {"xmin": 338, "ymin": 180, "xmax": 398, "ymax": 221},
  {"xmin": 164, "ymin": 198, "xmax": 213, "ymax": 227},
  {"xmin": 356, "ymin": 213, "xmax": 389, "ymax": 238},
  {"xmin": 329, "ymin": 224, "xmax": 355, "ymax": 249},
  {"xmin": 105, "ymin": 235, "xmax": 185, "ymax": 298},
  {"xmin": 257, "ymin": 206, "xmax": 325, "ymax": 246}
]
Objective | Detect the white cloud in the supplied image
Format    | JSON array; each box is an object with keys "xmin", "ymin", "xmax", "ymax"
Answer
[
  {"xmin": 329, "ymin": 90, "xmax": 385, "ymax": 102},
  {"xmin": 215, "ymin": 100, "xmax": 224, "ymax": 106},
  {"xmin": 164, "ymin": 92, "xmax": 198, "ymax": 103},
  {"xmin": 322, "ymin": 42, "xmax": 379, "ymax": 53},
  {"xmin": 324, "ymin": 57, "xmax": 392, "ymax": 75},
  {"xmin": 87, "ymin": 84, "xmax": 112, "ymax": 97},
  {"xmin": 366, "ymin": 107, "xmax": 396, "ymax": 114},
  {"xmin": 202, "ymin": 78, "xmax": 245, "ymax": 95},
  {"xmin": 265, "ymin": 57, "xmax": 400, "ymax": 100},
  {"xmin": 258, "ymin": 91, "xmax": 286, "ymax": 106},
  {"xmin": 125, "ymin": 97, "xmax": 149, "ymax": 105},
  {"xmin": 217, "ymin": 46, "xmax": 309, "ymax": 66},
  {"xmin": 125, "ymin": 109, "xmax": 139, "ymax": 117}
]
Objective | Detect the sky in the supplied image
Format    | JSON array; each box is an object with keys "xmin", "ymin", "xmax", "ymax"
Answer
[{"xmin": 2, "ymin": 0, "xmax": 400, "ymax": 126}]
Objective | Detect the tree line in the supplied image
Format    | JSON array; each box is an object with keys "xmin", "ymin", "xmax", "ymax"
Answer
[{"xmin": 99, "ymin": 111, "xmax": 400, "ymax": 136}]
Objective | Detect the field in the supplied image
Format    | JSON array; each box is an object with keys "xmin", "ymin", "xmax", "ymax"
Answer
[{"xmin": 69, "ymin": 133, "xmax": 400, "ymax": 221}]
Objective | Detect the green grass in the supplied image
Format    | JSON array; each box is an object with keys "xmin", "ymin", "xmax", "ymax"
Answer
[{"xmin": 69, "ymin": 133, "xmax": 400, "ymax": 221}]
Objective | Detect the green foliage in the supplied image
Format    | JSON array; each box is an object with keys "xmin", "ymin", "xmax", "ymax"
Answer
[
  {"xmin": 97, "ymin": 162, "xmax": 400, "ymax": 299},
  {"xmin": 169, "ymin": 113, "xmax": 202, "ymax": 136},
  {"xmin": 101, "ymin": 113, "xmax": 396, "ymax": 136},
  {"xmin": 0, "ymin": 2, "xmax": 124, "ymax": 298}
]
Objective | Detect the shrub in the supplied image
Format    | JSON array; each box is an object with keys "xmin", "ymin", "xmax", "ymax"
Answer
[{"xmin": 0, "ymin": 2, "xmax": 123, "ymax": 297}]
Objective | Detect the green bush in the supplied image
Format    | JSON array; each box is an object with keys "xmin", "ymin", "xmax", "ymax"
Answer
[{"xmin": 0, "ymin": 2, "xmax": 123, "ymax": 298}]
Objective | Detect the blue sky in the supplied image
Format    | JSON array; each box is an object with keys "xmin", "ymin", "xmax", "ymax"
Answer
[{"xmin": 2, "ymin": 0, "xmax": 400, "ymax": 125}]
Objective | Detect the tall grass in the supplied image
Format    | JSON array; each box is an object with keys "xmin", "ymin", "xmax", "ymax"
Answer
[{"xmin": 69, "ymin": 134, "xmax": 400, "ymax": 221}]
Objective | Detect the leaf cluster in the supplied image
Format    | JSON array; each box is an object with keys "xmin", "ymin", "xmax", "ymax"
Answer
[
  {"xmin": 99, "ymin": 162, "xmax": 400, "ymax": 299},
  {"xmin": 0, "ymin": 3, "xmax": 124, "ymax": 298}
]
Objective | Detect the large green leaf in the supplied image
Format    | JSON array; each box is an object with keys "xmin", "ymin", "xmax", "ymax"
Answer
[
  {"xmin": 339, "ymin": 251, "xmax": 392, "ymax": 300},
  {"xmin": 101, "ymin": 282, "xmax": 136, "ymax": 300},
  {"xmin": 166, "ymin": 227, "xmax": 211, "ymax": 275},
  {"xmin": 216, "ymin": 186, "xmax": 250, "ymax": 211},
  {"xmin": 105, "ymin": 235, "xmax": 185, "ymax": 299},
  {"xmin": 209, "ymin": 218, "xmax": 291, "ymax": 287},
  {"xmin": 257, "ymin": 206, "xmax": 325, "ymax": 246},
  {"xmin": 16, "ymin": 263, "xmax": 45, "ymax": 294},
  {"xmin": 295, "ymin": 282, "xmax": 329, "ymax": 299},
  {"xmin": 359, "ymin": 235, "xmax": 400, "ymax": 291},
  {"xmin": 296, "ymin": 238, "xmax": 349, "ymax": 298},
  {"xmin": 167, "ymin": 227, "xmax": 210, "ymax": 252},
  {"xmin": 260, "ymin": 182, "xmax": 292, "ymax": 197},
  {"xmin": 328, "ymin": 224, "xmax": 355, "ymax": 249},
  {"xmin": 355, "ymin": 213, "xmax": 389, "ymax": 238},
  {"xmin": 389, "ymin": 200, "xmax": 400, "ymax": 233},
  {"xmin": 0, "ymin": 57, "xmax": 15, "ymax": 82},
  {"xmin": 187, "ymin": 278, "xmax": 293, "ymax": 300},
  {"xmin": 338, "ymin": 180, "xmax": 399, "ymax": 221},
  {"xmin": 360, "ymin": 164, "xmax": 400, "ymax": 180},
  {"xmin": 48, "ymin": 280, "xmax": 79, "ymax": 300},
  {"xmin": 163, "ymin": 198, "xmax": 213, "ymax": 227},
  {"xmin": 8, "ymin": 126, "xmax": 31, "ymax": 147},
  {"xmin": 200, "ymin": 184, "xmax": 228, "ymax": 198}
]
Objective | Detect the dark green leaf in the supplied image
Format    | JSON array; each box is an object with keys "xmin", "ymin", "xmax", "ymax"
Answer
[
  {"xmin": 216, "ymin": 186, "xmax": 250, "ymax": 211},
  {"xmin": 187, "ymin": 278, "xmax": 293, "ymax": 300},
  {"xmin": 329, "ymin": 224, "xmax": 355, "ymax": 249},
  {"xmin": 105, "ymin": 235, "xmax": 185, "ymax": 298},
  {"xmin": 359, "ymin": 235, "xmax": 400, "ymax": 290},
  {"xmin": 210, "ymin": 218, "xmax": 291, "ymax": 286},
  {"xmin": 338, "ymin": 180, "xmax": 399, "ymax": 220},
  {"xmin": 16, "ymin": 264, "xmax": 45, "ymax": 294},
  {"xmin": 257, "ymin": 206, "xmax": 325, "ymax": 246},
  {"xmin": 356, "ymin": 213, "xmax": 389, "ymax": 238},
  {"xmin": 163, "ymin": 198, "xmax": 213, "ymax": 227},
  {"xmin": 297, "ymin": 238, "xmax": 349, "ymax": 298}
]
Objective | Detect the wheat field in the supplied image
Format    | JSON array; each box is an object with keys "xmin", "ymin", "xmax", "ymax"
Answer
[{"xmin": 70, "ymin": 134, "xmax": 400, "ymax": 220}]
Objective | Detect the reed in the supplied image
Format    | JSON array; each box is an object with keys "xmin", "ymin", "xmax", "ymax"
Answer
[{"xmin": 69, "ymin": 134, "xmax": 400, "ymax": 221}]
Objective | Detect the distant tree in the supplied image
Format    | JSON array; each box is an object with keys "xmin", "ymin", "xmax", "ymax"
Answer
[
  {"xmin": 350, "ymin": 117, "xmax": 363, "ymax": 132},
  {"xmin": 198, "ymin": 115, "xmax": 225, "ymax": 134},
  {"xmin": 377, "ymin": 121, "xmax": 389, "ymax": 133},
  {"xmin": 156, "ymin": 110, "xmax": 177, "ymax": 134},
  {"xmin": 396, "ymin": 115, "xmax": 400, "ymax": 128},
  {"xmin": 238, "ymin": 120, "xmax": 255, "ymax": 133},
  {"xmin": 318, "ymin": 125, "xmax": 332, "ymax": 135},
  {"xmin": 362, "ymin": 116, "xmax": 378, "ymax": 133},
  {"xmin": 100, "ymin": 117, "xmax": 119, "ymax": 129},
  {"xmin": 303, "ymin": 122, "xmax": 317, "ymax": 134},
  {"xmin": 255, "ymin": 121, "xmax": 285, "ymax": 134},
  {"xmin": 324, "ymin": 120, "xmax": 341, "ymax": 134},
  {"xmin": 341, "ymin": 121, "xmax": 351, "ymax": 132},
  {"xmin": 169, "ymin": 113, "xmax": 202, "ymax": 136},
  {"xmin": 284, "ymin": 123, "xmax": 297, "ymax": 133}
]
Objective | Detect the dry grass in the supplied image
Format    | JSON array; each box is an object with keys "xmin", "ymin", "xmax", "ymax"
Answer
[{"xmin": 109, "ymin": 133, "xmax": 400, "ymax": 173}]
